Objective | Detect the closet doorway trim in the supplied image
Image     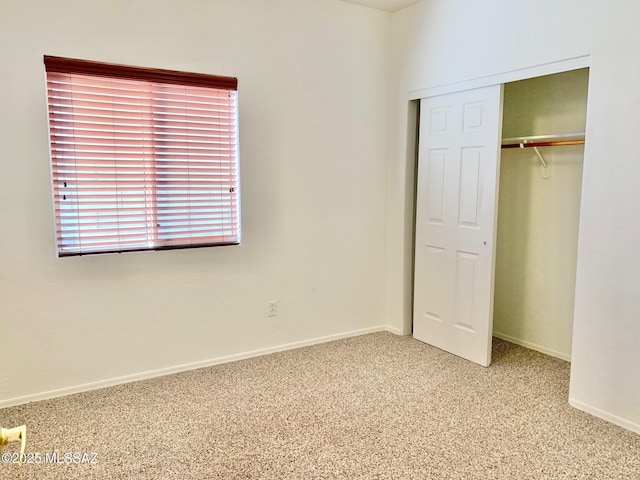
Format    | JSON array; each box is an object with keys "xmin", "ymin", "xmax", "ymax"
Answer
[{"xmin": 408, "ymin": 55, "xmax": 591, "ymax": 101}]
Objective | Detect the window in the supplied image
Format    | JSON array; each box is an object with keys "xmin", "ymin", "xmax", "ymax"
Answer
[{"xmin": 44, "ymin": 56, "xmax": 240, "ymax": 257}]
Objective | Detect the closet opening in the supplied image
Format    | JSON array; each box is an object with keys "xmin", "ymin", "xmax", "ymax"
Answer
[
  {"xmin": 493, "ymin": 68, "xmax": 590, "ymax": 362},
  {"xmin": 410, "ymin": 64, "xmax": 590, "ymax": 366}
]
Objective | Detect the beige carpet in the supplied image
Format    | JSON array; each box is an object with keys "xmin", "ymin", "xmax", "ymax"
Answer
[{"xmin": 1, "ymin": 332, "xmax": 639, "ymax": 479}]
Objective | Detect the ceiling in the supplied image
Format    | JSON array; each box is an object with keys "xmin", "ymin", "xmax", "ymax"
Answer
[{"xmin": 340, "ymin": 0, "xmax": 421, "ymax": 13}]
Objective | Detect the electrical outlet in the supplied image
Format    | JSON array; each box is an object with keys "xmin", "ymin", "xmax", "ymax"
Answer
[{"xmin": 268, "ymin": 301, "xmax": 278, "ymax": 317}]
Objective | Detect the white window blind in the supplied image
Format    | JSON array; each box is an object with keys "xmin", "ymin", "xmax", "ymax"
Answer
[{"xmin": 44, "ymin": 56, "xmax": 240, "ymax": 257}]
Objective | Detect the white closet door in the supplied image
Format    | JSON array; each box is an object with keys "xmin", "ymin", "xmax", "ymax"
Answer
[{"xmin": 413, "ymin": 85, "xmax": 503, "ymax": 367}]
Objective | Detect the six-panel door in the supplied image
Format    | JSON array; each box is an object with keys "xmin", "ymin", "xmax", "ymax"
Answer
[{"xmin": 413, "ymin": 85, "xmax": 503, "ymax": 367}]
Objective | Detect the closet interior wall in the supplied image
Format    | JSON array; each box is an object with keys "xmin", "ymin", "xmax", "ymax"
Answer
[{"xmin": 493, "ymin": 69, "xmax": 590, "ymax": 361}]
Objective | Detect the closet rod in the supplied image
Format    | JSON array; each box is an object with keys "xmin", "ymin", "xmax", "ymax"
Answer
[
  {"xmin": 501, "ymin": 132, "xmax": 585, "ymax": 149},
  {"xmin": 502, "ymin": 139, "xmax": 584, "ymax": 149}
]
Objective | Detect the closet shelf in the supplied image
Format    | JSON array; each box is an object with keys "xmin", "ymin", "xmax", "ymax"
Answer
[{"xmin": 501, "ymin": 132, "xmax": 585, "ymax": 149}]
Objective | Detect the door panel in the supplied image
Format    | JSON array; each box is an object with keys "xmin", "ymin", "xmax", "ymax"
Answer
[
  {"xmin": 413, "ymin": 85, "xmax": 503, "ymax": 367},
  {"xmin": 426, "ymin": 150, "xmax": 447, "ymax": 222},
  {"xmin": 459, "ymin": 148, "xmax": 481, "ymax": 226}
]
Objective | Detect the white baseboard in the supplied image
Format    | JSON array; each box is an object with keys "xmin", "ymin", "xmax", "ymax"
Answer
[
  {"xmin": 0, "ymin": 325, "xmax": 391, "ymax": 409},
  {"xmin": 384, "ymin": 325, "xmax": 406, "ymax": 336},
  {"xmin": 493, "ymin": 331, "xmax": 571, "ymax": 362},
  {"xmin": 569, "ymin": 398, "xmax": 640, "ymax": 435}
]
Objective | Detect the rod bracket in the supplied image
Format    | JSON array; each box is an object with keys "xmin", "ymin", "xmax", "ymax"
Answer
[{"xmin": 519, "ymin": 141, "xmax": 550, "ymax": 178}]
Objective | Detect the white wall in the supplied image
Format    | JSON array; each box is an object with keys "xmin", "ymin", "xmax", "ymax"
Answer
[
  {"xmin": 494, "ymin": 69, "xmax": 589, "ymax": 360},
  {"xmin": 388, "ymin": 0, "xmax": 640, "ymax": 433},
  {"xmin": 0, "ymin": 0, "xmax": 390, "ymax": 405}
]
